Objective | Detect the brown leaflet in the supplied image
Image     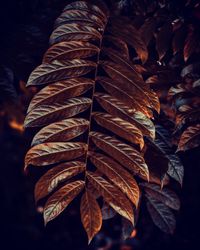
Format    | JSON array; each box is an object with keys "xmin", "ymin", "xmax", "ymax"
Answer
[
  {"xmin": 184, "ymin": 25, "xmax": 198, "ymax": 62},
  {"xmin": 100, "ymin": 60, "xmax": 149, "ymax": 94},
  {"xmin": 43, "ymin": 41, "xmax": 99, "ymax": 63},
  {"xmin": 90, "ymin": 132, "xmax": 149, "ymax": 180},
  {"xmin": 54, "ymin": 9, "xmax": 105, "ymax": 30},
  {"xmin": 27, "ymin": 78, "xmax": 94, "ymax": 112},
  {"xmin": 31, "ymin": 118, "xmax": 89, "ymax": 146},
  {"xmin": 27, "ymin": 60, "xmax": 96, "ymax": 87},
  {"xmin": 140, "ymin": 183, "xmax": 180, "ymax": 210},
  {"xmin": 93, "ymin": 112, "xmax": 144, "ymax": 149},
  {"xmin": 100, "ymin": 61, "xmax": 158, "ymax": 112},
  {"xmin": 95, "ymin": 93, "xmax": 155, "ymax": 139},
  {"xmin": 172, "ymin": 25, "xmax": 186, "ymax": 55},
  {"xmin": 80, "ymin": 190, "xmax": 102, "ymax": 243},
  {"xmin": 103, "ymin": 35, "xmax": 129, "ymax": 60},
  {"xmin": 177, "ymin": 124, "xmax": 200, "ymax": 151},
  {"xmin": 156, "ymin": 22, "xmax": 173, "ymax": 60},
  {"xmin": 139, "ymin": 17, "xmax": 156, "ymax": 46},
  {"xmin": 87, "ymin": 171, "xmax": 134, "ymax": 225},
  {"xmin": 24, "ymin": 97, "xmax": 91, "ymax": 128},
  {"xmin": 24, "ymin": 142, "xmax": 87, "ymax": 170},
  {"xmin": 145, "ymin": 194, "xmax": 176, "ymax": 234},
  {"xmin": 44, "ymin": 180, "xmax": 84, "ymax": 225},
  {"xmin": 35, "ymin": 161, "xmax": 85, "ymax": 203},
  {"xmin": 97, "ymin": 76, "xmax": 153, "ymax": 118},
  {"xmin": 89, "ymin": 152, "xmax": 140, "ymax": 207},
  {"xmin": 147, "ymin": 90, "xmax": 160, "ymax": 114},
  {"xmin": 109, "ymin": 18, "xmax": 148, "ymax": 63},
  {"xmin": 63, "ymin": 1, "xmax": 108, "ymax": 22},
  {"xmin": 50, "ymin": 24, "xmax": 101, "ymax": 45},
  {"xmin": 102, "ymin": 48, "xmax": 143, "ymax": 81}
]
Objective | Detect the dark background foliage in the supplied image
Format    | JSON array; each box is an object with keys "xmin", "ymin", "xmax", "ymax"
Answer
[{"xmin": 0, "ymin": 0, "xmax": 199, "ymax": 249}]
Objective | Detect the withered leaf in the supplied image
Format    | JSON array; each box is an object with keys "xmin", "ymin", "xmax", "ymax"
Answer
[
  {"xmin": 87, "ymin": 171, "xmax": 134, "ymax": 224},
  {"xmin": 90, "ymin": 132, "xmax": 149, "ymax": 180},
  {"xmin": 93, "ymin": 112, "xmax": 144, "ymax": 149},
  {"xmin": 97, "ymin": 76, "xmax": 153, "ymax": 118},
  {"xmin": 90, "ymin": 152, "xmax": 140, "ymax": 207},
  {"xmin": 27, "ymin": 59, "xmax": 96, "ymax": 87},
  {"xmin": 156, "ymin": 22, "xmax": 173, "ymax": 60},
  {"xmin": 25, "ymin": 142, "xmax": 87, "ymax": 170},
  {"xmin": 50, "ymin": 24, "xmax": 101, "ymax": 45},
  {"xmin": 95, "ymin": 93, "xmax": 155, "ymax": 139},
  {"xmin": 109, "ymin": 18, "xmax": 148, "ymax": 63},
  {"xmin": 24, "ymin": 97, "xmax": 91, "ymax": 128},
  {"xmin": 27, "ymin": 78, "xmax": 94, "ymax": 112},
  {"xmin": 63, "ymin": 1, "xmax": 108, "ymax": 21},
  {"xmin": 183, "ymin": 26, "xmax": 198, "ymax": 62},
  {"xmin": 35, "ymin": 161, "xmax": 85, "ymax": 202},
  {"xmin": 43, "ymin": 41, "xmax": 99, "ymax": 63},
  {"xmin": 44, "ymin": 180, "xmax": 84, "ymax": 225},
  {"xmin": 54, "ymin": 9, "xmax": 105, "ymax": 30},
  {"xmin": 80, "ymin": 190, "xmax": 102, "ymax": 243},
  {"xmin": 139, "ymin": 17, "xmax": 156, "ymax": 46},
  {"xmin": 31, "ymin": 118, "xmax": 89, "ymax": 146},
  {"xmin": 177, "ymin": 124, "xmax": 200, "ymax": 151}
]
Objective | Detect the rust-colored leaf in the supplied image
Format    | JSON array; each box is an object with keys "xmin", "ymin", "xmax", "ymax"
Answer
[
  {"xmin": 177, "ymin": 124, "xmax": 200, "ymax": 152},
  {"xmin": 93, "ymin": 112, "xmax": 144, "ymax": 149},
  {"xmin": 104, "ymin": 35, "xmax": 129, "ymax": 59},
  {"xmin": 156, "ymin": 22, "xmax": 173, "ymax": 60},
  {"xmin": 27, "ymin": 78, "xmax": 93, "ymax": 112},
  {"xmin": 80, "ymin": 190, "xmax": 102, "ymax": 243},
  {"xmin": 139, "ymin": 17, "xmax": 156, "ymax": 46},
  {"xmin": 100, "ymin": 61, "xmax": 153, "ymax": 109},
  {"xmin": 87, "ymin": 171, "xmax": 134, "ymax": 224},
  {"xmin": 54, "ymin": 9, "xmax": 105, "ymax": 30},
  {"xmin": 31, "ymin": 118, "xmax": 89, "ymax": 146},
  {"xmin": 95, "ymin": 93, "xmax": 155, "ymax": 139},
  {"xmin": 43, "ymin": 41, "xmax": 99, "ymax": 63},
  {"xmin": 27, "ymin": 60, "xmax": 96, "ymax": 87},
  {"xmin": 24, "ymin": 97, "xmax": 91, "ymax": 128},
  {"xmin": 97, "ymin": 76, "xmax": 153, "ymax": 118},
  {"xmin": 50, "ymin": 24, "xmax": 102, "ymax": 45},
  {"xmin": 44, "ymin": 180, "xmax": 84, "ymax": 225},
  {"xmin": 183, "ymin": 26, "xmax": 198, "ymax": 62},
  {"xmin": 63, "ymin": 1, "xmax": 108, "ymax": 21},
  {"xmin": 90, "ymin": 152, "xmax": 140, "ymax": 207},
  {"xmin": 24, "ymin": 142, "xmax": 87, "ymax": 170},
  {"xmin": 35, "ymin": 161, "xmax": 85, "ymax": 202},
  {"xmin": 90, "ymin": 132, "xmax": 149, "ymax": 180},
  {"xmin": 109, "ymin": 18, "xmax": 148, "ymax": 63}
]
